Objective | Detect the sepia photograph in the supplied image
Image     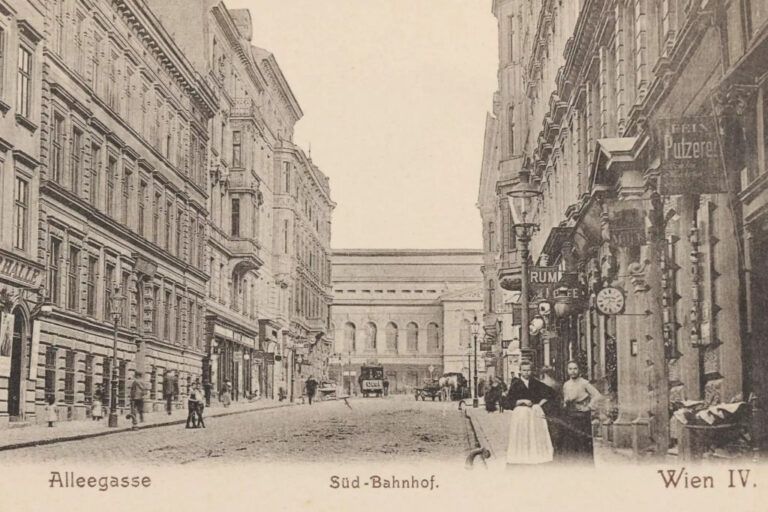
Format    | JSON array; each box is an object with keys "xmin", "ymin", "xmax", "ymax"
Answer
[{"xmin": 0, "ymin": 0, "xmax": 765, "ymax": 511}]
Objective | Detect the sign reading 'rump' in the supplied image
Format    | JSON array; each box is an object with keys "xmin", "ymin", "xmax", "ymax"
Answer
[{"xmin": 655, "ymin": 117, "xmax": 727, "ymax": 195}]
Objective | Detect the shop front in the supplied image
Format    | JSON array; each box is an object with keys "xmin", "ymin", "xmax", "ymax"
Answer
[{"xmin": 208, "ymin": 322, "xmax": 257, "ymax": 403}]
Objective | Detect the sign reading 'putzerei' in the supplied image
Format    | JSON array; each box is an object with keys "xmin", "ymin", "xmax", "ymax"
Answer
[{"xmin": 655, "ymin": 116, "xmax": 727, "ymax": 195}]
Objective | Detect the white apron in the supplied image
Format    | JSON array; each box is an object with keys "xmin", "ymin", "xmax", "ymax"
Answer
[{"xmin": 506, "ymin": 404, "xmax": 553, "ymax": 464}]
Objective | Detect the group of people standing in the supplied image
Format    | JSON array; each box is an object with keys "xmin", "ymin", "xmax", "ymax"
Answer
[{"xmin": 484, "ymin": 360, "xmax": 603, "ymax": 465}]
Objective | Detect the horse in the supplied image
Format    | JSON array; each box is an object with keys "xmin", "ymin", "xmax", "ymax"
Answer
[{"xmin": 438, "ymin": 373, "xmax": 468, "ymax": 401}]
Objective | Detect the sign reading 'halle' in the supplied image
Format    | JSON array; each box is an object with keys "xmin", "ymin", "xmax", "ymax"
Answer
[{"xmin": 655, "ymin": 117, "xmax": 727, "ymax": 195}]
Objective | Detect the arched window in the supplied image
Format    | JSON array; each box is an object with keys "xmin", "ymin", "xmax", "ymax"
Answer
[
  {"xmin": 385, "ymin": 322, "xmax": 398, "ymax": 353},
  {"xmin": 344, "ymin": 322, "xmax": 356, "ymax": 352},
  {"xmin": 406, "ymin": 322, "xmax": 418, "ymax": 352},
  {"xmin": 427, "ymin": 323, "xmax": 440, "ymax": 353},
  {"xmin": 365, "ymin": 322, "xmax": 377, "ymax": 351}
]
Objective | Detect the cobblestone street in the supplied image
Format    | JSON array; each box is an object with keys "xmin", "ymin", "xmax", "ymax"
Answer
[{"xmin": 0, "ymin": 398, "xmax": 469, "ymax": 465}]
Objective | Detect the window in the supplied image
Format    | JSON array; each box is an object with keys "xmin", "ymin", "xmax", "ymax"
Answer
[
  {"xmin": 427, "ymin": 323, "xmax": 440, "ymax": 353},
  {"xmin": 175, "ymin": 206, "xmax": 182, "ymax": 256},
  {"xmin": 51, "ymin": 114, "xmax": 65, "ymax": 183},
  {"xmin": 104, "ymin": 262, "xmax": 114, "ymax": 321},
  {"xmin": 175, "ymin": 295, "xmax": 182, "ymax": 343},
  {"xmin": 13, "ymin": 177, "xmax": 28, "ymax": 250},
  {"xmin": 121, "ymin": 272, "xmax": 130, "ymax": 327},
  {"xmin": 407, "ymin": 323, "xmax": 418, "ymax": 353},
  {"xmin": 488, "ymin": 221, "xmax": 496, "ymax": 253},
  {"xmin": 198, "ymin": 220, "xmax": 205, "ymax": 268},
  {"xmin": 488, "ymin": 279, "xmax": 495, "ymax": 313},
  {"xmin": 101, "ymin": 357, "xmax": 111, "ymax": 408},
  {"xmin": 75, "ymin": 11, "xmax": 86, "ymax": 75},
  {"xmin": 67, "ymin": 245, "xmax": 80, "ymax": 311},
  {"xmin": 48, "ymin": 238, "xmax": 61, "ymax": 305},
  {"xmin": 91, "ymin": 32, "xmax": 102, "ymax": 92},
  {"xmin": 385, "ymin": 322, "xmax": 398, "ymax": 353},
  {"xmin": 0, "ymin": 27, "xmax": 5, "ymax": 97},
  {"xmin": 365, "ymin": 322, "xmax": 377, "ymax": 351},
  {"xmin": 149, "ymin": 366, "xmax": 157, "ymax": 400},
  {"xmin": 283, "ymin": 220, "xmax": 289, "ymax": 253},
  {"xmin": 70, "ymin": 127, "xmax": 83, "ymax": 194},
  {"xmin": 165, "ymin": 200, "xmax": 172, "ymax": 249},
  {"xmin": 107, "ymin": 49, "xmax": 119, "ymax": 112},
  {"xmin": 117, "ymin": 360, "xmax": 126, "ymax": 408},
  {"xmin": 153, "ymin": 191, "xmax": 161, "ymax": 243},
  {"xmin": 190, "ymin": 217, "xmax": 197, "ymax": 264},
  {"xmin": 86, "ymin": 256, "xmax": 97, "ymax": 316},
  {"xmin": 45, "ymin": 346, "xmax": 57, "ymax": 404},
  {"xmin": 163, "ymin": 290, "xmax": 171, "ymax": 340},
  {"xmin": 188, "ymin": 299, "xmax": 195, "ymax": 347},
  {"xmin": 508, "ymin": 105, "xmax": 515, "ymax": 155},
  {"xmin": 89, "ymin": 144, "xmax": 101, "ymax": 205},
  {"xmin": 508, "ymin": 16, "xmax": 514, "ymax": 62},
  {"xmin": 84, "ymin": 354, "xmax": 94, "ymax": 406},
  {"xmin": 231, "ymin": 198, "xmax": 240, "ymax": 237},
  {"xmin": 283, "ymin": 162, "xmax": 290, "ymax": 193},
  {"xmin": 106, "ymin": 157, "xmax": 116, "ymax": 216},
  {"xmin": 138, "ymin": 181, "xmax": 146, "ymax": 237},
  {"xmin": 121, "ymin": 164, "xmax": 131, "ymax": 224},
  {"xmin": 152, "ymin": 285, "xmax": 159, "ymax": 335},
  {"xmin": 16, "ymin": 45, "xmax": 32, "ymax": 118},
  {"xmin": 64, "ymin": 350, "xmax": 75, "ymax": 404},
  {"xmin": 232, "ymin": 130, "xmax": 242, "ymax": 167}
]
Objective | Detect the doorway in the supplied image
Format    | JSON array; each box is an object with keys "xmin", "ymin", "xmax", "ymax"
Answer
[{"xmin": 8, "ymin": 308, "xmax": 27, "ymax": 418}]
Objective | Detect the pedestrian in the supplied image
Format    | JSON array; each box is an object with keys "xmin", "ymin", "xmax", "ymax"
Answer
[
  {"xmin": 45, "ymin": 395, "xmax": 57, "ymax": 427},
  {"xmin": 278, "ymin": 387, "xmax": 287, "ymax": 402},
  {"xmin": 129, "ymin": 371, "xmax": 147, "ymax": 429},
  {"xmin": 383, "ymin": 378, "xmax": 390, "ymax": 397},
  {"xmin": 203, "ymin": 379, "xmax": 211, "ymax": 407},
  {"xmin": 193, "ymin": 381, "xmax": 205, "ymax": 428},
  {"xmin": 220, "ymin": 379, "xmax": 232, "ymax": 407},
  {"xmin": 305, "ymin": 375, "xmax": 318, "ymax": 405},
  {"xmin": 92, "ymin": 384, "xmax": 104, "ymax": 421},
  {"xmin": 561, "ymin": 360, "xmax": 603, "ymax": 464},
  {"xmin": 504, "ymin": 361, "xmax": 555, "ymax": 465},
  {"xmin": 485, "ymin": 377, "xmax": 504, "ymax": 413},
  {"xmin": 163, "ymin": 370, "xmax": 179, "ymax": 415},
  {"xmin": 539, "ymin": 367, "xmax": 564, "ymax": 460},
  {"xmin": 186, "ymin": 382, "xmax": 202, "ymax": 428}
]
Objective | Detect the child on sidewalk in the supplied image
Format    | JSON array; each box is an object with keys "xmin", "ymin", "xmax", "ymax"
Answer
[{"xmin": 45, "ymin": 396, "xmax": 57, "ymax": 427}]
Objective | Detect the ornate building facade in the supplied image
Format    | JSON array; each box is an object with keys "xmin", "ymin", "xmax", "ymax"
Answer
[
  {"xmin": 27, "ymin": 0, "xmax": 216, "ymax": 423},
  {"xmin": 331, "ymin": 250, "xmax": 483, "ymax": 394},
  {"xmin": 480, "ymin": 0, "xmax": 768, "ymax": 455},
  {"xmin": 1, "ymin": 0, "xmax": 334, "ymax": 424},
  {"xmin": 0, "ymin": 0, "xmax": 45, "ymax": 424},
  {"xmin": 274, "ymin": 142, "xmax": 335, "ymax": 399}
]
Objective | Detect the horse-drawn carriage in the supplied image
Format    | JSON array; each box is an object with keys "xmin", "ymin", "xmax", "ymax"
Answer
[
  {"xmin": 438, "ymin": 372, "xmax": 470, "ymax": 401},
  {"xmin": 414, "ymin": 379, "xmax": 443, "ymax": 401}
]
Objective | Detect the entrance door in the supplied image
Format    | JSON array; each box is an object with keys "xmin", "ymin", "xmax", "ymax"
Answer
[{"xmin": 8, "ymin": 309, "xmax": 26, "ymax": 418}]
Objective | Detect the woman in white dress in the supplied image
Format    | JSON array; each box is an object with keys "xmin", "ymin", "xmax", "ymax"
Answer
[{"xmin": 505, "ymin": 361, "xmax": 555, "ymax": 465}]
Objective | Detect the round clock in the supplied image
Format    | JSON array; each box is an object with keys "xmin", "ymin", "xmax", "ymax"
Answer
[{"xmin": 596, "ymin": 286, "xmax": 625, "ymax": 315}]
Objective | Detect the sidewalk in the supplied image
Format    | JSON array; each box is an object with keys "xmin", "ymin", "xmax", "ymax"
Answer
[
  {"xmin": 465, "ymin": 406, "xmax": 634, "ymax": 469},
  {"xmin": 0, "ymin": 399, "xmax": 295, "ymax": 452}
]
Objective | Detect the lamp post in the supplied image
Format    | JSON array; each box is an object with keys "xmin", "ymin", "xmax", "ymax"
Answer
[
  {"xmin": 108, "ymin": 285, "xmax": 125, "ymax": 428},
  {"xmin": 507, "ymin": 170, "xmax": 541, "ymax": 359},
  {"xmin": 471, "ymin": 316, "xmax": 481, "ymax": 408}
]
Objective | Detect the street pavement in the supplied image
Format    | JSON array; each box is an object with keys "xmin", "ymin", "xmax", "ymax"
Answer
[{"xmin": 0, "ymin": 396, "xmax": 470, "ymax": 465}]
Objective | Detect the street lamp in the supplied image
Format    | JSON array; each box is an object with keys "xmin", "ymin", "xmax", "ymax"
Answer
[
  {"xmin": 470, "ymin": 315, "xmax": 481, "ymax": 408},
  {"xmin": 108, "ymin": 285, "xmax": 125, "ymax": 428},
  {"xmin": 507, "ymin": 169, "xmax": 541, "ymax": 358}
]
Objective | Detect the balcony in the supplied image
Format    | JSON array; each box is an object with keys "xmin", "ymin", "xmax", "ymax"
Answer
[{"xmin": 497, "ymin": 251, "xmax": 522, "ymax": 291}]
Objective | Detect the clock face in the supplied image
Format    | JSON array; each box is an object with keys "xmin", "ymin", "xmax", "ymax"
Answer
[{"xmin": 596, "ymin": 287, "xmax": 625, "ymax": 315}]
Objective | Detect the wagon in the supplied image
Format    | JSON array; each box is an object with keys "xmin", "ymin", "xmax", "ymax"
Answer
[{"xmin": 414, "ymin": 380, "xmax": 443, "ymax": 401}]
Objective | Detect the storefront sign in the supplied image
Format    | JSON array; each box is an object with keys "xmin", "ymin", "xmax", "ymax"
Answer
[
  {"xmin": 529, "ymin": 266, "xmax": 562, "ymax": 288},
  {"xmin": 610, "ymin": 208, "xmax": 647, "ymax": 247},
  {"xmin": 265, "ymin": 353, "xmax": 275, "ymax": 364},
  {"xmin": 0, "ymin": 251, "xmax": 44, "ymax": 288},
  {"xmin": 655, "ymin": 117, "xmax": 726, "ymax": 195}
]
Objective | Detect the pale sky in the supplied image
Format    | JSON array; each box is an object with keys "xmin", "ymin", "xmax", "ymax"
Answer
[{"xmin": 227, "ymin": 0, "xmax": 498, "ymax": 249}]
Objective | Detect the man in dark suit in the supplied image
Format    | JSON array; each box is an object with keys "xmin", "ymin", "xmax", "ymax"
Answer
[{"xmin": 504, "ymin": 361, "xmax": 554, "ymax": 410}]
